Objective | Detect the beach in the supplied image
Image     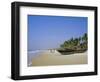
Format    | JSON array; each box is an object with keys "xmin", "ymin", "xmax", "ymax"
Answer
[{"xmin": 28, "ymin": 50, "xmax": 87, "ymax": 66}]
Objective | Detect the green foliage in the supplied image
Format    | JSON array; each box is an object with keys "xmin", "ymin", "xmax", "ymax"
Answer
[{"xmin": 60, "ymin": 33, "xmax": 88, "ymax": 50}]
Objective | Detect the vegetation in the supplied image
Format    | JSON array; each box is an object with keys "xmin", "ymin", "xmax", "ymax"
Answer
[{"xmin": 58, "ymin": 33, "xmax": 88, "ymax": 55}]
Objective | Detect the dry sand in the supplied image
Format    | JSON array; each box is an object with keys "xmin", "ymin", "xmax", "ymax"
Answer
[{"xmin": 31, "ymin": 50, "xmax": 87, "ymax": 66}]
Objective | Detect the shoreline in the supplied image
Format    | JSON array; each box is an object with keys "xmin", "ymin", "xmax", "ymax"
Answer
[{"xmin": 28, "ymin": 50, "xmax": 87, "ymax": 66}]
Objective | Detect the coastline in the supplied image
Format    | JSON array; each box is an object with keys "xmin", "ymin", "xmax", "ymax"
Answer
[{"xmin": 28, "ymin": 50, "xmax": 88, "ymax": 66}]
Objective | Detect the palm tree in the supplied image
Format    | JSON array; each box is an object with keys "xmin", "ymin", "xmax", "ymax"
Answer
[
  {"xmin": 81, "ymin": 33, "xmax": 88, "ymax": 50},
  {"xmin": 59, "ymin": 33, "xmax": 88, "ymax": 51},
  {"xmin": 82, "ymin": 33, "xmax": 87, "ymax": 43}
]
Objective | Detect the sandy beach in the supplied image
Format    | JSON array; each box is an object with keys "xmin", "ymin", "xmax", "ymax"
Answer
[{"xmin": 29, "ymin": 50, "xmax": 87, "ymax": 66}]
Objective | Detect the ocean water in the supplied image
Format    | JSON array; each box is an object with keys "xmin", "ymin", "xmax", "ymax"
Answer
[{"xmin": 28, "ymin": 50, "xmax": 45, "ymax": 66}]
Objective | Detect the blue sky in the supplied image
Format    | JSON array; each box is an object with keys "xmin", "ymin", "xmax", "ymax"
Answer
[{"xmin": 28, "ymin": 15, "xmax": 87, "ymax": 51}]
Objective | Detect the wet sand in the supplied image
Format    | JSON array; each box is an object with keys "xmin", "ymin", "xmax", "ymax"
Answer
[{"xmin": 31, "ymin": 50, "xmax": 87, "ymax": 66}]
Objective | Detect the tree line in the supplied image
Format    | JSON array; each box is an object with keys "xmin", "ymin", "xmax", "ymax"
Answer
[{"xmin": 60, "ymin": 33, "xmax": 88, "ymax": 51}]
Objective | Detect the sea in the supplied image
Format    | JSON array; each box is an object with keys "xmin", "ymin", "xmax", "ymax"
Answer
[{"xmin": 28, "ymin": 50, "xmax": 45, "ymax": 66}]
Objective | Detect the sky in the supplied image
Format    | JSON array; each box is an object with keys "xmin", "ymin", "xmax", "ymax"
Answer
[{"xmin": 28, "ymin": 15, "xmax": 87, "ymax": 51}]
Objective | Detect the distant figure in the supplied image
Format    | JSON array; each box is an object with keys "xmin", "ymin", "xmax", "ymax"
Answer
[{"xmin": 50, "ymin": 49, "xmax": 55, "ymax": 53}]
